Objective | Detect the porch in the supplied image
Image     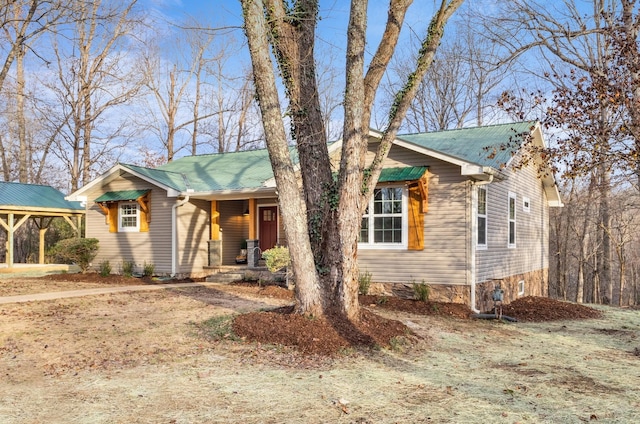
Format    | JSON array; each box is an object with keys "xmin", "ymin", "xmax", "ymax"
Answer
[{"xmin": 205, "ymin": 198, "xmax": 284, "ymax": 268}]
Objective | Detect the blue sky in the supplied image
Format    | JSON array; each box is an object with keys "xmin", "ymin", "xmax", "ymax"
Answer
[{"xmin": 142, "ymin": 0, "xmax": 443, "ymax": 66}]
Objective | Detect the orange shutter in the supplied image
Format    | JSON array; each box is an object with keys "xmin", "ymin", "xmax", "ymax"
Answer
[
  {"xmin": 139, "ymin": 206, "xmax": 149, "ymax": 232},
  {"xmin": 408, "ymin": 184, "xmax": 424, "ymax": 250},
  {"xmin": 108, "ymin": 203, "xmax": 118, "ymax": 233}
]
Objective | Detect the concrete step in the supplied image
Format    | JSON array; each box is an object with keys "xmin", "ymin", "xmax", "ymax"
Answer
[{"xmin": 205, "ymin": 272, "xmax": 245, "ymax": 284}]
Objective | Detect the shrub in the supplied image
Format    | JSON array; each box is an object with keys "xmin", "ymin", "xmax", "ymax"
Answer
[
  {"xmin": 121, "ymin": 260, "xmax": 135, "ymax": 277},
  {"xmin": 262, "ymin": 246, "xmax": 290, "ymax": 272},
  {"xmin": 143, "ymin": 261, "xmax": 155, "ymax": 277},
  {"xmin": 49, "ymin": 238, "xmax": 99, "ymax": 273},
  {"xmin": 98, "ymin": 260, "xmax": 112, "ymax": 277},
  {"xmin": 359, "ymin": 270, "xmax": 372, "ymax": 295},
  {"xmin": 413, "ymin": 280, "xmax": 430, "ymax": 302}
]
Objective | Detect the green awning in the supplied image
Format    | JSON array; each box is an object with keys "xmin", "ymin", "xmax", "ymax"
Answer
[
  {"xmin": 378, "ymin": 166, "xmax": 428, "ymax": 183},
  {"xmin": 95, "ymin": 189, "xmax": 149, "ymax": 202}
]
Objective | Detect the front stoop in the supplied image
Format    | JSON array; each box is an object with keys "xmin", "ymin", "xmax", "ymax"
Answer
[
  {"xmin": 203, "ymin": 266, "xmax": 276, "ymax": 284},
  {"xmin": 205, "ymin": 272, "xmax": 245, "ymax": 284},
  {"xmin": 204, "ymin": 266, "xmax": 246, "ymax": 284}
]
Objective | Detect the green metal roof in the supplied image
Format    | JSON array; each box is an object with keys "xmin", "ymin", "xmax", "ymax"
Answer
[
  {"xmin": 101, "ymin": 123, "xmax": 536, "ymax": 196},
  {"xmin": 120, "ymin": 164, "xmax": 187, "ymax": 192},
  {"xmin": 399, "ymin": 122, "xmax": 537, "ymax": 169},
  {"xmin": 149, "ymin": 148, "xmax": 298, "ymax": 192},
  {"xmin": 0, "ymin": 181, "xmax": 84, "ymax": 211},
  {"xmin": 378, "ymin": 166, "xmax": 427, "ymax": 182},
  {"xmin": 95, "ymin": 189, "xmax": 150, "ymax": 202}
]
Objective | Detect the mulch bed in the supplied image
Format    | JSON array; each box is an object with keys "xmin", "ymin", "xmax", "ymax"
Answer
[
  {"xmin": 233, "ymin": 305, "xmax": 410, "ymax": 356},
  {"xmin": 32, "ymin": 274, "xmax": 606, "ymax": 355},
  {"xmin": 498, "ymin": 296, "xmax": 603, "ymax": 322},
  {"xmin": 234, "ymin": 293, "xmax": 604, "ymax": 355}
]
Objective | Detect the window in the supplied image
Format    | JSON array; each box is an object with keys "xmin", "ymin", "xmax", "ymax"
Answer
[
  {"xmin": 118, "ymin": 202, "xmax": 139, "ymax": 232},
  {"xmin": 359, "ymin": 187, "xmax": 407, "ymax": 248},
  {"xmin": 477, "ymin": 186, "xmax": 487, "ymax": 248},
  {"xmin": 522, "ymin": 197, "xmax": 530, "ymax": 213},
  {"xmin": 96, "ymin": 190, "xmax": 150, "ymax": 233},
  {"xmin": 508, "ymin": 192, "xmax": 516, "ymax": 247},
  {"xmin": 518, "ymin": 280, "xmax": 525, "ymax": 296}
]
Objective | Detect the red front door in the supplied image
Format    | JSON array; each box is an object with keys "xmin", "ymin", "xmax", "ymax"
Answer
[{"xmin": 259, "ymin": 206, "xmax": 278, "ymax": 252}]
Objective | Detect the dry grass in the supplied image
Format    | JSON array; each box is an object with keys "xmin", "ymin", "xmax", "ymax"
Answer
[{"xmin": 0, "ymin": 278, "xmax": 639, "ymax": 423}]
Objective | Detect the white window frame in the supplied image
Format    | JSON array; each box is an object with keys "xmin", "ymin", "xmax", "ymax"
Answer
[
  {"xmin": 522, "ymin": 196, "xmax": 531, "ymax": 213},
  {"xmin": 118, "ymin": 201, "xmax": 140, "ymax": 232},
  {"xmin": 358, "ymin": 186, "xmax": 408, "ymax": 250},
  {"xmin": 518, "ymin": 280, "xmax": 525, "ymax": 296},
  {"xmin": 476, "ymin": 186, "xmax": 488, "ymax": 249},
  {"xmin": 508, "ymin": 192, "xmax": 516, "ymax": 248}
]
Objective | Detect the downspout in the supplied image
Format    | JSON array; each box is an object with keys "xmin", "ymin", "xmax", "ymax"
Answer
[
  {"xmin": 171, "ymin": 195, "xmax": 190, "ymax": 277},
  {"xmin": 470, "ymin": 176, "xmax": 493, "ymax": 313}
]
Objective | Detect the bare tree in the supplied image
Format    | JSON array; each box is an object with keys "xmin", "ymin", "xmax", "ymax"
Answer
[
  {"xmin": 241, "ymin": 0, "xmax": 464, "ymax": 321},
  {"xmin": 141, "ymin": 19, "xmax": 226, "ymax": 161},
  {"xmin": 44, "ymin": 0, "xmax": 145, "ymax": 190},
  {"xmin": 179, "ymin": 30, "xmax": 266, "ymax": 155},
  {"xmin": 489, "ymin": 0, "xmax": 640, "ymax": 305},
  {"xmin": 201, "ymin": 54, "xmax": 263, "ymax": 153},
  {"xmin": 385, "ymin": 21, "xmax": 511, "ymax": 132},
  {"xmin": 0, "ymin": 0, "xmax": 67, "ymax": 93}
]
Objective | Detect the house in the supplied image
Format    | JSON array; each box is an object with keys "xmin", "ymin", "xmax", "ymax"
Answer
[{"xmin": 66, "ymin": 121, "xmax": 562, "ymax": 312}]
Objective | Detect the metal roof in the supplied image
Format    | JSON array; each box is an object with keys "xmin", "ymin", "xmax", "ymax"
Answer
[
  {"xmin": 95, "ymin": 189, "xmax": 150, "ymax": 202},
  {"xmin": 151, "ymin": 148, "xmax": 298, "ymax": 192},
  {"xmin": 71, "ymin": 122, "xmax": 545, "ymax": 199},
  {"xmin": 378, "ymin": 166, "xmax": 428, "ymax": 182},
  {"xmin": 120, "ymin": 164, "xmax": 187, "ymax": 192},
  {"xmin": 399, "ymin": 122, "xmax": 537, "ymax": 169},
  {"xmin": 0, "ymin": 181, "xmax": 83, "ymax": 211}
]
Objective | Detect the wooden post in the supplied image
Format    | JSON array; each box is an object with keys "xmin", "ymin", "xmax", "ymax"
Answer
[
  {"xmin": 39, "ymin": 227, "xmax": 47, "ymax": 264},
  {"xmin": 7, "ymin": 213, "xmax": 13, "ymax": 267},
  {"xmin": 210, "ymin": 200, "xmax": 220, "ymax": 240},
  {"xmin": 248, "ymin": 198, "xmax": 256, "ymax": 239}
]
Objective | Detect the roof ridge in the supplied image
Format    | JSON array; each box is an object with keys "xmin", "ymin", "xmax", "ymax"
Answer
[
  {"xmin": 0, "ymin": 180, "xmax": 62, "ymax": 189},
  {"xmin": 399, "ymin": 121, "xmax": 536, "ymax": 137},
  {"xmin": 121, "ymin": 163, "xmax": 187, "ymax": 176}
]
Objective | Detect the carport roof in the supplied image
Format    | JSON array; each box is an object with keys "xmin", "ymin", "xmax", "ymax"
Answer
[{"xmin": 0, "ymin": 181, "xmax": 84, "ymax": 213}]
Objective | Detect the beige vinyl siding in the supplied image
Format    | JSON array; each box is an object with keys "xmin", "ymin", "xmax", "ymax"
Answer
[
  {"xmin": 176, "ymin": 198, "xmax": 210, "ymax": 274},
  {"xmin": 476, "ymin": 161, "xmax": 549, "ymax": 282},
  {"xmin": 219, "ymin": 200, "xmax": 249, "ymax": 265},
  {"xmin": 357, "ymin": 143, "xmax": 468, "ymax": 286},
  {"xmin": 84, "ymin": 174, "xmax": 173, "ymax": 274}
]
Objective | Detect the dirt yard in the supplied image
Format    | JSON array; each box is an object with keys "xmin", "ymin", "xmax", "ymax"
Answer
[{"xmin": 1, "ymin": 274, "xmax": 639, "ymax": 423}]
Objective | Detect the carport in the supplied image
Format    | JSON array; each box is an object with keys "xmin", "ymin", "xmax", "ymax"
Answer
[{"xmin": 0, "ymin": 181, "xmax": 84, "ymax": 268}]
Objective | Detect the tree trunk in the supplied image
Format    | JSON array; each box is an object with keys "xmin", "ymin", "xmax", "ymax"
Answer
[
  {"xmin": 241, "ymin": 0, "xmax": 463, "ymax": 322},
  {"xmin": 16, "ymin": 41, "xmax": 27, "ymax": 183},
  {"xmin": 241, "ymin": 0, "xmax": 323, "ymax": 316},
  {"xmin": 598, "ymin": 165, "xmax": 613, "ymax": 304}
]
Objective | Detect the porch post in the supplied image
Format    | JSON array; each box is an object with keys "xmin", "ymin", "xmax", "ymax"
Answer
[
  {"xmin": 208, "ymin": 201, "xmax": 222, "ymax": 267},
  {"xmin": 248, "ymin": 199, "xmax": 256, "ymax": 239}
]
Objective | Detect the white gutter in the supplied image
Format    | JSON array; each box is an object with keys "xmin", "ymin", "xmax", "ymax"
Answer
[
  {"xmin": 171, "ymin": 195, "xmax": 190, "ymax": 277},
  {"xmin": 469, "ymin": 176, "xmax": 493, "ymax": 313}
]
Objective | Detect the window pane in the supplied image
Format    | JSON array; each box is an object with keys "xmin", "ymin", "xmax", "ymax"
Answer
[
  {"xmin": 509, "ymin": 221, "xmax": 516, "ymax": 244},
  {"xmin": 478, "ymin": 188, "xmax": 486, "ymax": 215},
  {"xmin": 373, "ymin": 216, "xmax": 402, "ymax": 243},
  {"xmin": 360, "ymin": 217, "xmax": 369, "ymax": 243},
  {"xmin": 120, "ymin": 204, "xmax": 138, "ymax": 228},
  {"xmin": 478, "ymin": 217, "xmax": 486, "ymax": 245}
]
